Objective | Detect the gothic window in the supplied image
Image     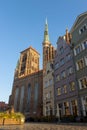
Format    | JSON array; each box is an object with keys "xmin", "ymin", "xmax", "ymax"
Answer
[
  {"xmin": 19, "ymin": 86, "xmax": 24, "ymax": 112},
  {"xmin": 26, "ymin": 84, "xmax": 31, "ymax": 112},
  {"xmin": 22, "ymin": 53, "xmax": 27, "ymax": 62},
  {"xmin": 14, "ymin": 87, "xmax": 19, "ymax": 111},
  {"xmin": 34, "ymin": 83, "xmax": 39, "ymax": 111}
]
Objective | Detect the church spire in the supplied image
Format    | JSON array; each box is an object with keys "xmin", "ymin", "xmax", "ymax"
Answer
[{"xmin": 43, "ymin": 18, "xmax": 50, "ymax": 42}]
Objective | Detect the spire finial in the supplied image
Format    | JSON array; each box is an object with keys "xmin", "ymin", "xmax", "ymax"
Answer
[
  {"xmin": 43, "ymin": 18, "xmax": 50, "ymax": 42},
  {"xmin": 46, "ymin": 17, "xmax": 47, "ymax": 24}
]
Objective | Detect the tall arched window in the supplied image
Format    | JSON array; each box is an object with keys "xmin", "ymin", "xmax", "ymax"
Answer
[
  {"xmin": 27, "ymin": 83, "xmax": 31, "ymax": 112},
  {"xmin": 14, "ymin": 87, "xmax": 19, "ymax": 111},
  {"xmin": 33, "ymin": 83, "xmax": 39, "ymax": 111},
  {"xmin": 19, "ymin": 86, "xmax": 24, "ymax": 112}
]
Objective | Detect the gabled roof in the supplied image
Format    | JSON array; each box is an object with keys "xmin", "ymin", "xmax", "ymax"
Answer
[{"xmin": 70, "ymin": 11, "xmax": 87, "ymax": 33}]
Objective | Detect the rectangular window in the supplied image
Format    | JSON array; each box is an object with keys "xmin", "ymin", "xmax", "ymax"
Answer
[
  {"xmin": 56, "ymin": 74, "xmax": 60, "ymax": 82},
  {"xmin": 79, "ymin": 24, "xmax": 87, "ymax": 34},
  {"xmin": 61, "ymin": 70, "xmax": 66, "ymax": 79},
  {"xmin": 63, "ymin": 85, "xmax": 67, "ymax": 93},
  {"xmin": 64, "ymin": 102, "xmax": 70, "ymax": 116},
  {"xmin": 71, "ymin": 100, "xmax": 78, "ymax": 116},
  {"xmin": 66, "ymin": 53, "xmax": 72, "ymax": 61},
  {"xmin": 49, "ymin": 79, "xmax": 52, "ymax": 85},
  {"xmin": 74, "ymin": 45, "xmax": 81, "ymax": 55},
  {"xmin": 82, "ymin": 40, "xmax": 87, "ymax": 50},
  {"xmin": 67, "ymin": 66, "xmax": 73, "ymax": 75},
  {"xmin": 70, "ymin": 81, "xmax": 75, "ymax": 91},
  {"xmin": 57, "ymin": 88, "xmax": 61, "ymax": 95},
  {"xmin": 55, "ymin": 62, "xmax": 59, "ymax": 70},
  {"xmin": 60, "ymin": 58, "xmax": 64, "ymax": 66},
  {"xmin": 45, "ymin": 81, "xmax": 48, "ymax": 88},
  {"xmin": 79, "ymin": 77, "xmax": 87, "ymax": 89},
  {"xmin": 76, "ymin": 58, "xmax": 85, "ymax": 70},
  {"xmin": 60, "ymin": 46, "xmax": 64, "ymax": 54}
]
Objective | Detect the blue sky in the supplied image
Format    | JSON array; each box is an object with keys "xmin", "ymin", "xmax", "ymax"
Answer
[{"xmin": 0, "ymin": 0, "xmax": 87, "ymax": 103}]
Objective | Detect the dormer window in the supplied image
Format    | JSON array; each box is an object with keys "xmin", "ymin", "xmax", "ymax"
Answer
[{"xmin": 79, "ymin": 24, "xmax": 87, "ymax": 34}]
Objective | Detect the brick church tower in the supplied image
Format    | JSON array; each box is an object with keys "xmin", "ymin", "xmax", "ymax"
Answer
[
  {"xmin": 42, "ymin": 19, "xmax": 55, "ymax": 74},
  {"xmin": 14, "ymin": 46, "xmax": 40, "ymax": 79},
  {"xmin": 9, "ymin": 46, "xmax": 43, "ymax": 119}
]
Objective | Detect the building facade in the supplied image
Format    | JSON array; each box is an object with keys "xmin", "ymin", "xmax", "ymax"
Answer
[
  {"xmin": 0, "ymin": 102, "xmax": 8, "ymax": 112},
  {"xmin": 9, "ymin": 46, "xmax": 43, "ymax": 119},
  {"xmin": 43, "ymin": 61, "xmax": 54, "ymax": 116},
  {"xmin": 42, "ymin": 19, "xmax": 55, "ymax": 116},
  {"xmin": 71, "ymin": 12, "xmax": 87, "ymax": 116},
  {"xmin": 54, "ymin": 35, "xmax": 79, "ymax": 119}
]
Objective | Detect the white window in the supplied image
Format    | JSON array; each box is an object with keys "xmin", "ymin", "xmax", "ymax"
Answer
[
  {"xmin": 79, "ymin": 77, "xmax": 87, "ymax": 89},
  {"xmin": 81, "ymin": 96, "xmax": 87, "ymax": 116},
  {"xmin": 79, "ymin": 24, "xmax": 87, "ymax": 34},
  {"xmin": 81, "ymin": 40, "xmax": 87, "ymax": 50},
  {"xmin": 74, "ymin": 45, "xmax": 81, "ymax": 56},
  {"xmin": 76, "ymin": 58, "xmax": 85, "ymax": 70},
  {"xmin": 79, "ymin": 28, "xmax": 84, "ymax": 34}
]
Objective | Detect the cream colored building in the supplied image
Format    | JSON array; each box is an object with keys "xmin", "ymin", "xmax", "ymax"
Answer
[{"xmin": 43, "ymin": 61, "xmax": 54, "ymax": 116}]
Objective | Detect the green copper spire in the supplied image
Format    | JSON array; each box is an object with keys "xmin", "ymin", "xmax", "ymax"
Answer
[{"xmin": 44, "ymin": 18, "xmax": 50, "ymax": 42}]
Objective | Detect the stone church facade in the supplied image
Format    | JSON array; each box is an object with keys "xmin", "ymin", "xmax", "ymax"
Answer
[{"xmin": 9, "ymin": 46, "xmax": 43, "ymax": 119}]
